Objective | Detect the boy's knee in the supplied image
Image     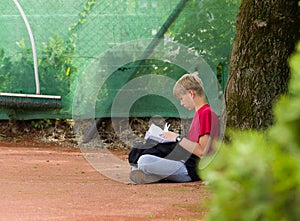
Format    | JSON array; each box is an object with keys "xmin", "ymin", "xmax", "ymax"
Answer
[
  {"xmin": 137, "ymin": 154, "xmax": 148, "ymax": 166},
  {"xmin": 137, "ymin": 154, "xmax": 154, "ymax": 171}
]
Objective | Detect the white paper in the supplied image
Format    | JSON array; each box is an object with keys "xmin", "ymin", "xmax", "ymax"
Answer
[{"xmin": 144, "ymin": 123, "xmax": 174, "ymax": 143}]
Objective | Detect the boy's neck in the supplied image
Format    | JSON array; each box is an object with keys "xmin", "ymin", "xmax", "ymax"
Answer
[{"xmin": 194, "ymin": 96, "xmax": 207, "ymax": 111}]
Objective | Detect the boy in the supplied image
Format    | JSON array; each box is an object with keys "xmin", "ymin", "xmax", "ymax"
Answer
[{"xmin": 130, "ymin": 72, "xmax": 220, "ymax": 184}]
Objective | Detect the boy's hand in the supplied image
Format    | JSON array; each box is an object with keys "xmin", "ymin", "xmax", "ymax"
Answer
[{"xmin": 162, "ymin": 131, "xmax": 179, "ymax": 142}]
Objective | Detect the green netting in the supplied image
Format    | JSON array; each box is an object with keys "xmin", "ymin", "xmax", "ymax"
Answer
[{"xmin": 0, "ymin": 0, "xmax": 240, "ymax": 120}]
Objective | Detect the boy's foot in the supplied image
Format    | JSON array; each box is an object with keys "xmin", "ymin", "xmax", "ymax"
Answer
[{"xmin": 129, "ymin": 170, "xmax": 162, "ymax": 184}]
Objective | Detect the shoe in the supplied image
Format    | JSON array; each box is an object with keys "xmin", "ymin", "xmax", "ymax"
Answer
[{"xmin": 129, "ymin": 170, "xmax": 162, "ymax": 184}]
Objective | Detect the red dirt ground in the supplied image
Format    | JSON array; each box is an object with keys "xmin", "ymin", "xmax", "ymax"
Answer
[{"xmin": 0, "ymin": 139, "xmax": 210, "ymax": 221}]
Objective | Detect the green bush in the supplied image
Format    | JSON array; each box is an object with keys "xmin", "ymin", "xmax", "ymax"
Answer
[
  {"xmin": 202, "ymin": 43, "xmax": 300, "ymax": 221},
  {"xmin": 0, "ymin": 0, "xmax": 95, "ymax": 97}
]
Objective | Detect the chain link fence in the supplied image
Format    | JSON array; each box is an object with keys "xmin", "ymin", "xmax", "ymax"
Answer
[{"xmin": 0, "ymin": 0, "xmax": 239, "ymax": 120}]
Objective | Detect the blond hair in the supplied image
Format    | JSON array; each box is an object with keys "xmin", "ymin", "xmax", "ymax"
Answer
[{"xmin": 173, "ymin": 72, "xmax": 205, "ymax": 98}]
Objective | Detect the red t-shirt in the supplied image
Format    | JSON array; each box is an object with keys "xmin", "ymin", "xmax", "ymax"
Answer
[
  {"xmin": 184, "ymin": 104, "xmax": 219, "ymax": 181},
  {"xmin": 187, "ymin": 104, "xmax": 219, "ymax": 148}
]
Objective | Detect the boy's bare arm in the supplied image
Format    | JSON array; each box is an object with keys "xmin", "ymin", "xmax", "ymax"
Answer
[{"xmin": 179, "ymin": 135, "xmax": 210, "ymax": 158}]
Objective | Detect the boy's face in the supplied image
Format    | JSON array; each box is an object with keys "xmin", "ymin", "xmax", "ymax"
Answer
[{"xmin": 178, "ymin": 90, "xmax": 195, "ymax": 110}]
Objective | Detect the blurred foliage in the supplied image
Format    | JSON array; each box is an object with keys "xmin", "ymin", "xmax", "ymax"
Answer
[
  {"xmin": 170, "ymin": 0, "xmax": 240, "ymax": 70},
  {"xmin": 201, "ymin": 42, "xmax": 300, "ymax": 220},
  {"xmin": 270, "ymin": 43, "xmax": 300, "ymax": 152}
]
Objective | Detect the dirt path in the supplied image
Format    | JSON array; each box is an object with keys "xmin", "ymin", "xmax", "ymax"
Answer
[{"xmin": 0, "ymin": 141, "xmax": 209, "ymax": 221}]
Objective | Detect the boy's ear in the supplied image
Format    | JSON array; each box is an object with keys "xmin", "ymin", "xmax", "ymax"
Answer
[{"xmin": 188, "ymin": 89, "xmax": 195, "ymax": 98}]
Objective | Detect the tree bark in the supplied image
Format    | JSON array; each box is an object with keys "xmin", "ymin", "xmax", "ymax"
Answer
[{"xmin": 225, "ymin": 0, "xmax": 300, "ymax": 130}]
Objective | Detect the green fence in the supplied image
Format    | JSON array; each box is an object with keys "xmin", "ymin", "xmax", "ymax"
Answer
[{"xmin": 0, "ymin": 0, "xmax": 239, "ymax": 120}]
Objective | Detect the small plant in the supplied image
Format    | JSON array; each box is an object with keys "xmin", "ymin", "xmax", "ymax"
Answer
[
  {"xmin": 31, "ymin": 119, "xmax": 52, "ymax": 129},
  {"xmin": 0, "ymin": 40, "xmax": 34, "ymax": 94},
  {"xmin": 145, "ymin": 215, "xmax": 156, "ymax": 219}
]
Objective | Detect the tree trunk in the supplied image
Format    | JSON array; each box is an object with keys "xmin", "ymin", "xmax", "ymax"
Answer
[{"xmin": 225, "ymin": 0, "xmax": 300, "ymax": 130}]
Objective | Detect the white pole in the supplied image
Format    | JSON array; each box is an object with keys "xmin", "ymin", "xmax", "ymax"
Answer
[{"xmin": 12, "ymin": 0, "xmax": 40, "ymax": 95}]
